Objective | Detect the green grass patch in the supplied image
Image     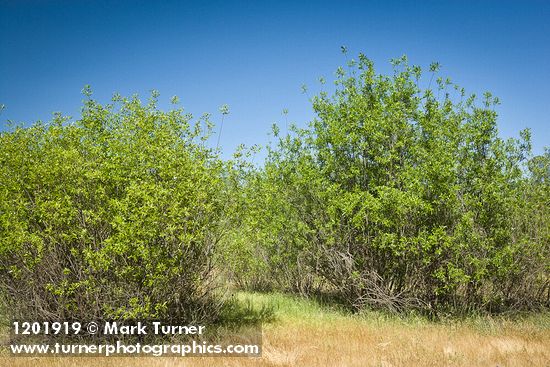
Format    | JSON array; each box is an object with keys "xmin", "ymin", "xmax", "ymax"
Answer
[{"xmin": 230, "ymin": 291, "xmax": 550, "ymax": 333}]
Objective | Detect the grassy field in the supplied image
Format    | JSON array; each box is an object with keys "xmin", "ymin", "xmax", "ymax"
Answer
[{"xmin": 1, "ymin": 292, "xmax": 549, "ymax": 367}]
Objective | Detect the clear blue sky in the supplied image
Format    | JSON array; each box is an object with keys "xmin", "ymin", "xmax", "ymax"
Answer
[{"xmin": 1, "ymin": 0, "xmax": 549, "ymax": 159}]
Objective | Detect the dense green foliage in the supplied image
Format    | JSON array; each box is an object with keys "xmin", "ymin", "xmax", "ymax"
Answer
[
  {"xmin": 0, "ymin": 91, "xmax": 227, "ymax": 323},
  {"xmin": 0, "ymin": 54, "xmax": 548, "ymax": 321},
  {"xmin": 228, "ymin": 55, "xmax": 549, "ymax": 314}
]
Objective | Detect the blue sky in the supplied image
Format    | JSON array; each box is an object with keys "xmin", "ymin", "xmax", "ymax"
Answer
[{"xmin": 1, "ymin": 0, "xmax": 549, "ymax": 159}]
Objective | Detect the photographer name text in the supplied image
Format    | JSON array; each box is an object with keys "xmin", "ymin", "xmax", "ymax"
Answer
[{"xmin": 103, "ymin": 322, "xmax": 204, "ymax": 335}]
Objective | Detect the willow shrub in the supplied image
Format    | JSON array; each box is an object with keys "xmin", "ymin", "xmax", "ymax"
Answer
[
  {"xmin": 0, "ymin": 91, "xmax": 227, "ymax": 323},
  {"xmin": 233, "ymin": 55, "xmax": 549, "ymax": 314}
]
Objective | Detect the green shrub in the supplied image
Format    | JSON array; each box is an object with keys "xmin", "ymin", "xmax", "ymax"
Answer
[
  {"xmin": 231, "ymin": 54, "xmax": 549, "ymax": 314},
  {"xmin": 0, "ymin": 91, "xmax": 227, "ymax": 323}
]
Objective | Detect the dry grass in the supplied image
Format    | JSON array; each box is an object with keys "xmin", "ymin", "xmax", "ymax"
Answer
[{"xmin": 1, "ymin": 293, "xmax": 549, "ymax": 367}]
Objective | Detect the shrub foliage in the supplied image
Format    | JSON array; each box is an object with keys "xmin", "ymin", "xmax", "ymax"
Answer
[
  {"xmin": 1, "ymin": 54, "xmax": 548, "ymax": 320},
  {"xmin": 0, "ymin": 92, "xmax": 227, "ymax": 323},
  {"xmin": 228, "ymin": 55, "xmax": 549, "ymax": 314}
]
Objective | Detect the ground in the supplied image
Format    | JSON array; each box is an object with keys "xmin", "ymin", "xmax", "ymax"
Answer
[{"xmin": 1, "ymin": 292, "xmax": 549, "ymax": 366}]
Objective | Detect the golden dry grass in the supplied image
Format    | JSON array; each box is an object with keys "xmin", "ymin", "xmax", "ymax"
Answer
[{"xmin": 2, "ymin": 293, "xmax": 549, "ymax": 367}]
